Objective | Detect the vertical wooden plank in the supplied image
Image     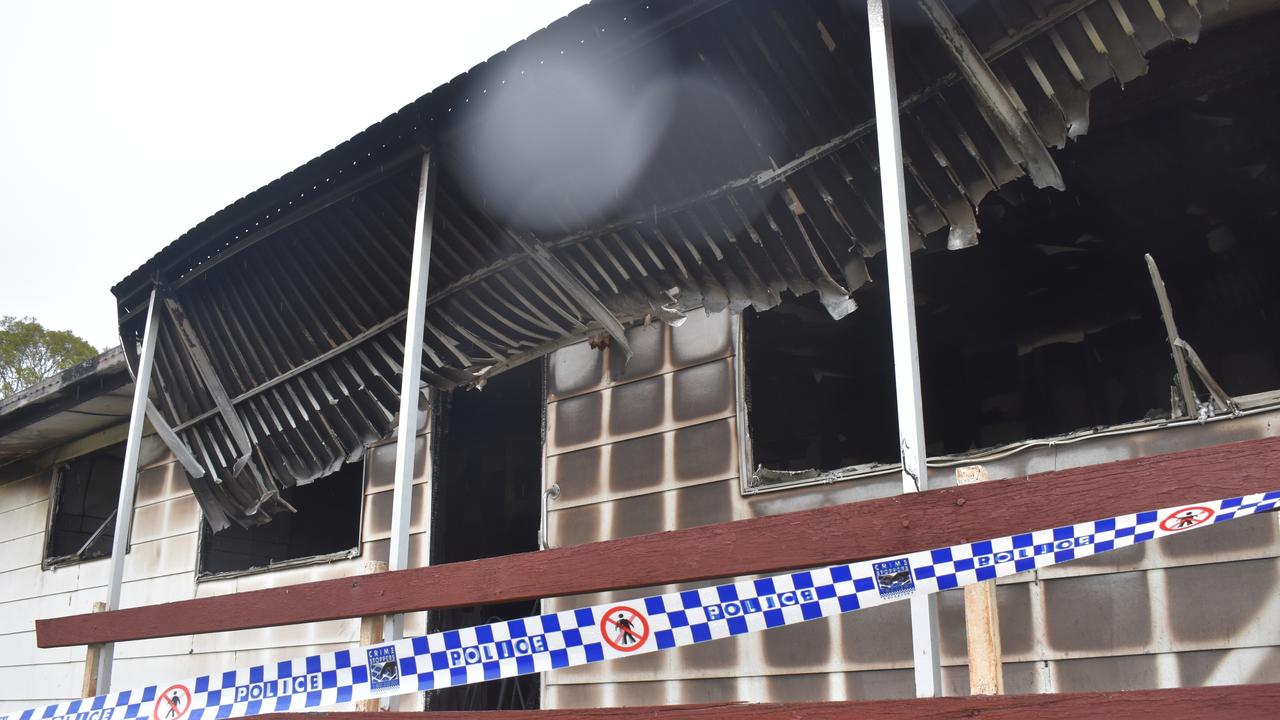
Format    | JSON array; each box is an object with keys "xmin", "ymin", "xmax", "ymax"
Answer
[
  {"xmin": 956, "ymin": 465, "xmax": 1003, "ymax": 695},
  {"xmin": 81, "ymin": 602, "xmax": 108, "ymax": 697},
  {"xmin": 356, "ymin": 561, "xmax": 388, "ymax": 712}
]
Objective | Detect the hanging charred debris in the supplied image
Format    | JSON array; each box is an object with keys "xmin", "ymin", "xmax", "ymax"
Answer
[
  {"xmin": 745, "ymin": 16, "xmax": 1280, "ymax": 487},
  {"xmin": 103, "ymin": 0, "xmax": 1279, "ymax": 530}
]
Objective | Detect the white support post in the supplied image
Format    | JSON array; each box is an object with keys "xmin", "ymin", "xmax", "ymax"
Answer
[
  {"xmin": 97, "ymin": 285, "xmax": 162, "ymax": 691},
  {"xmin": 866, "ymin": 0, "xmax": 943, "ymax": 698},
  {"xmin": 388, "ymin": 150, "xmax": 438, "ymax": 644}
]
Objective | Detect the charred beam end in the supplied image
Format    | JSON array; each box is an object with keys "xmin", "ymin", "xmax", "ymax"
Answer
[
  {"xmin": 143, "ymin": 400, "xmax": 205, "ymax": 480},
  {"xmin": 161, "ymin": 291, "xmax": 254, "ymax": 469},
  {"xmin": 267, "ymin": 684, "xmax": 1280, "ymax": 719},
  {"xmin": 1145, "ymin": 254, "xmax": 1198, "ymax": 416},
  {"xmin": 918, "ymin": 0, "xmax": 1065, "ymax": 191},
  {"xmin": 1175, "ymin": 339, "xmax": 1239, "ymax": 415},
  {"xmin": 510, "ymin": 234, "xmax": 633, "ymax": 362},
  {"xmin": 35, "ymin": 435, "xmax": 1280, "ymax": 648}
]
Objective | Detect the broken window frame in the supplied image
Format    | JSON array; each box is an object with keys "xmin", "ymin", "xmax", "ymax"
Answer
[
  {"xmin": 42, "ymin": 442, "xmax": 128, "ymax": 570},
  {"xmin": 193, "ymin": 455, "xmax": 368, "ymax": 582},
  {"xmin": 734, "ymin": 300, "xmax": 1280, "ymax": 497}
]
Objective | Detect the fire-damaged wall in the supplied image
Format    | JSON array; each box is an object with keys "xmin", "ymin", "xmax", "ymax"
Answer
[{"xmin": 540, "ymin": 310, "xmax": 1280, "ymax": 707}]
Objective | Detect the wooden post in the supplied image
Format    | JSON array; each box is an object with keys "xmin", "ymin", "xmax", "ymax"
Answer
[
  {"xmin": 956, "ymin": 465, "xmax": 1004, "ymax": 695},
  {"xmin": 81, "ymin": 602, "xmax": 108, "ymax": 697},
  {"xmin": 356, "ymin": 561, "xmax": 388, "ymax": 712}
]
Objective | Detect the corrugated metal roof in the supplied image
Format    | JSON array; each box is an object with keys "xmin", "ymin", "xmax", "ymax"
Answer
[{"xmin": 109, "ymin": 0, "xmax": 1244, "ymax": 527}]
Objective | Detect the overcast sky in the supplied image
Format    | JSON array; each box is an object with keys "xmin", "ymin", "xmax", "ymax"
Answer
[{"xmin": 0, "ymin": 0, "xmax": 583, "ymax": 349}]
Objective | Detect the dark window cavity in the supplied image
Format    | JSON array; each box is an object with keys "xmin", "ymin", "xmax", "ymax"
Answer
[
  {"xmin": 198, "ymin": 460, "xmax": 365, "ymax": 577},
  {"xmin": 745, "ymin": 70, "xmax": 1280, "ymax": 489},
  {"xmin": 45, "ymin": 443, "xmax": 125, "ymax": 567}
]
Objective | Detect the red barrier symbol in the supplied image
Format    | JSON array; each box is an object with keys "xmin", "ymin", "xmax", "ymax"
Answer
[
  {"xmin": 1159, "ymin": 506, "xmax": 1214, "ymax": 532},
  {"xmin": 153, "ymin": 684, "xmax": 192, "ymax": 720},
  {"xmin": 600, "ymin": 605, "xmax": 650, "ymax": 652}
]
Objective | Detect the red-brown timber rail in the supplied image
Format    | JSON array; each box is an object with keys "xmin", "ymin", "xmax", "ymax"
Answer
[
  {"xmin": 38, "ymin": 435, "xmax": 1280, "ymax": 647},
  {"xmin": 275, "ymin": 683, "xmax": 1280, "ymax": 718}
]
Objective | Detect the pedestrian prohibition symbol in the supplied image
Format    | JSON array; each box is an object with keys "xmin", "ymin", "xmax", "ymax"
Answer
[
  {"xmin": 600, "ymin": 605, "xmax": 649, "ymax": 652},
  {"xmin": 154, "ymin": 684, "xmax": 191, "ymax": 720},
  {"xmin": 1159, "ymin": 506, "xmax": 1215, "ymax": 532}
]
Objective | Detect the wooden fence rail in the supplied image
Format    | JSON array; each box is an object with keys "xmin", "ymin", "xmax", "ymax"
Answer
[
  {"xmin": 264, "ymin": 683, "xmax": 1280, "ymax": 719},
  {"xmin": 37, "ymin": 435, "xmax": 1280, "ymax": 648}
]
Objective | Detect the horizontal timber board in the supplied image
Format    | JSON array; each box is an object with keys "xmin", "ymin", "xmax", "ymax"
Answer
[
  {"xmin": 265, "ymin": 684, "xmax": 1280, "ymax": 719},
  {"xmin": 37, "ymin": 435, "xmax": 1280, "ymax": 647}
]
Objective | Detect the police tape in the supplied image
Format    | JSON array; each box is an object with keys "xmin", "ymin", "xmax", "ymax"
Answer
[{"xmin": 6, "ymin": 489, "xmax": 1277, "ymax": 720}]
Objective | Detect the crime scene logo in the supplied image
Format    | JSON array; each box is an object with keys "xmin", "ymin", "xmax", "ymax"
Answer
[
  {"xmin": 600, "ymin": 605, "xmax": 650, "ymax": 652},
  {"xmin": 153, "ymin": 684, "xmax": 191, "ymax": 720},
  {"xmin": 366, "ymin": 645, "xmax": 401, "ymax": 692},
  {"xmin": 1159, "ymin": 506, "xmax": 1214, "ymax": 532},
  {"xmin": 873, "ymin": 558, "xmax": 916, "ymax": 599}
]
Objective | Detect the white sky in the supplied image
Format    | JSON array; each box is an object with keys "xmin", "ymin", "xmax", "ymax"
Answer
[{"xmin": 0, "ymin": 0, "xmax": 584, "ymax": 349}]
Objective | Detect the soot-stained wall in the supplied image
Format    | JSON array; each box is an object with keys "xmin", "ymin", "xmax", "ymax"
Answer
[{"xmin": 541, "ymin": 309, "xmax": 1280, "ymax": 708}]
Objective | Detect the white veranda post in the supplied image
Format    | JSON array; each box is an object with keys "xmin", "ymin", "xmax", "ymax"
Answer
[
  {"xmin": 388, "ymin": 149, "xmax": 439, "ymax": 645},
  {"xmin": 866, "ymin": 0, "xmax": 944, "ymax": 698},
  {"xmin": 97, "ymin": 285, "xmax": 163, "ymax": 691}
]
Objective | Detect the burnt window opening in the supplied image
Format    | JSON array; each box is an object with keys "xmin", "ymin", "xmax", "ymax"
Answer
[
  {"xmin": 426, "ymin": 360, "xmax": 543, "ymax": 712},
  {"xmin": 745, "ymin": 65, "xmax": 1280, "ymax": 488},
  {"xmin": 198, "ymin": 461, "xmax": 365, "ymax": 578},
  {"xmin": 45, "ymin": 443, "xmax": 125, "ymax": 568}
]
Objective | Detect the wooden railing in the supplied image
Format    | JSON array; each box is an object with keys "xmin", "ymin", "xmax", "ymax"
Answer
[
  {"xmin": 279, "ymin": 684, "xmax": 1280, "ymax": 718},
  {"xmin": 32, "ymin": 436, "xmax": 1280, "ymax": 717}
]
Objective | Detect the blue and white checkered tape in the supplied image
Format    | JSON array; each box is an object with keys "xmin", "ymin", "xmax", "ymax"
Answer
[{"xmin": 5, "ymin": 490, "xmax": 1276, "ymax": 720}]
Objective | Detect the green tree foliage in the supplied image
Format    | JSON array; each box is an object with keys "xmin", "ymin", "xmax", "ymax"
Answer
[{"xmin": 0, "ymin": 316, "xmax": 99, "ymax": 399}]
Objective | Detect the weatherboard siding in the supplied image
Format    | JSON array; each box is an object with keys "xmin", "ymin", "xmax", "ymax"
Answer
[
  {"xmin": 540, "ymin": 309, "xmax": 1280, "ymax": 708},
  {"xmin": 0, "ymin": 425, "xmax": 434, "ymax": 715}
]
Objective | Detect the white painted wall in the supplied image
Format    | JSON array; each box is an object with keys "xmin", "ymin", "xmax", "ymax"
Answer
[{"xmin": 0, "ymin": 427, "xmax": 432, "ymax": 715}]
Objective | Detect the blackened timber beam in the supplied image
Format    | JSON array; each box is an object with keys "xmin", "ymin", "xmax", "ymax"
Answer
[
  {"xmin": 265, "ymin": 684, "xmax": 1280, "ymax": 720},
  {"xmin": 168, "ymin": 311, "xmax": 411, "ymax": 434},
  {"xmin": 161, "ymin": 292, "xmax": 254, "ymax": 473},
  {"xmin": 1145, "ymin": 254, "xmax": 1198, "ymax": 416},
  {"xmin": 509, "ymin": 233, "xmax": 632, "ymax": 361},
  {"xmin": 918, "ymin": 0, "xmax": 1065, "ymax": 190},
  {"xmin": 1175, "ymin": 339, "xmax": 1239, "ymax": 415},
  {"xmin": 143, "ymin": 399, "xmax": 205, "ymax": 479},
  {"xmin": 36, "ymin": 435, "xmax": 1280, "ymax": 648}
]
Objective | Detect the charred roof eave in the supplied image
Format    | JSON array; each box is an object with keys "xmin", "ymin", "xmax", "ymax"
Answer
[{"xmin": 0, "ymin": 348, "xmax": 133, "ymax": 479}]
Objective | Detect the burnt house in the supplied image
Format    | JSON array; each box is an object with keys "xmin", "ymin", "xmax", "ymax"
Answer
[{"xmin": 4, "ymin": 0, "xmax": 1280, "ymax": 714}]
